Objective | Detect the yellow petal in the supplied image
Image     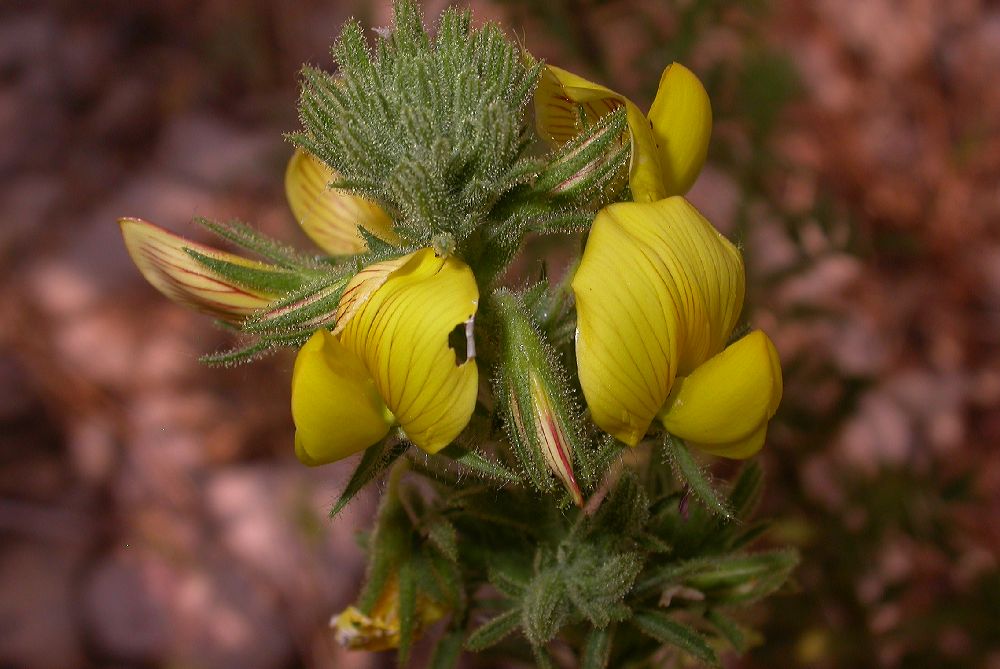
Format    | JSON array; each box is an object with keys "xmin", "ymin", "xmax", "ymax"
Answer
[
  {"xmin": 333, "ymin": 606, "xmax": 400, "ymax": 652},
  {"xmin": 284, "ymin": 149, "xmax": 399, "ymax": 255},
  {"xmin": 658, "ymin": 330, "xmax": 782, "ymax": 459},
  {"xmin": 340, "ymin": 249, "xmax": 479, "ymax": 453},
  {"xmin": 332, "ymin": 574, "xmax": 446, "ymax": 651},
  {"xmin": 334, "ymin": 254, "xmax": 412, "ymax": 335},
  {"xmin": 646, "ymin": 63, "xmax": 713, "ymax": 196},
  {"xmin": 119, "ymin": 217, "xmax": 277, "ymax": 320},
  {"xmin": 573, "ymin": 197, "xmax": 745, "ymax": 445},
  {"xmin": 534, "ymin": 65, "xmax": 667, "ymax": 202},
  {"xmin": 291, "ymin": 330, "xmax": 393, "ymax": 465}
]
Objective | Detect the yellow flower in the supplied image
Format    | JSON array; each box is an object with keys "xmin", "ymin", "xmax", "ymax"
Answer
[
  {"xmin": 534, "ymin": 62, "xmax": 712, "ymax": 201},
  {"xmin": 332, "ymin": 574, "xmax": 446, "ymax": 652},
  {"xmin": 284, "ymin": 148, "xmax": 400, "ymax": 254},
  {"xmin": 572, "ymin": 197, "xmax": 782, "ymax": 458},
  {"xmin": 118, "ymin": 217, "xmax": 281, "ymax": 320},
  {"xmin": 291, "ymin": 248, "xmax": 479, "ymax": 465}
]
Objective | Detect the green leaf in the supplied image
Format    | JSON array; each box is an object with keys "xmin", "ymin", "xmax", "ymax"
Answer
[
  {"xmin": 532, "ymin": 644, "xmax": 557, "ymax": 669},
  {"xmin": 666, "ymin": 435, "xmax": 733, "ymax": 519},
  {"xmin": 521, "ymin": 568, "xmax": 568, "ymax": 646},
  {"xmin": 577, "ymin": 434, "xmax": 624, "ymax": 490},
  {"xmin": 565, "ymin": 548, "xmax": 640, "ymax": 627},
  {"xmin": 582, "ymin": 625, "xmax": 613, "ymax": 669},
  {"xmin": 684, "ymin": 550, "xmax": 799, "ymax": 591},
  {"xmin": 592, "ymin": 469, "xmax": 649, "ymax": 539},
  {"xmin": 487, "ymin": 564, "xmax": 528, "ymax": 598},
  {"xmin": 465, "ymin": 607, "xmax": 521, "ymax": 651},
  {"xmin": 425, "ymin": 514, "xmax": 459, "ymax": 562},
  {"xmin": 428, "ymin": 629, "xmax": 465, "ymax": 669},
  {"xmin": 706, "ymin": 610, "xmax": 747, "ymax": 652},
  {"xmin": 727, "ymin": 461, "xmax": 763, "ymax": 520},
  {"xmin": 331, "ymin": 439, "xmax": 409, "ymax": 517},
  {"xmin": 632, "ymin": 611, "xmax": 720, "ymax": 668},
  {"xmin": 397, "ymin": 558, "xmax": 418, "ymax": 666}
]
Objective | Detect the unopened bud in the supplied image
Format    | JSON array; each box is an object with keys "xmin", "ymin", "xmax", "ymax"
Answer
[
  {"xmin": 492, "ymin": 289, "xmax": 585, "ymax": 506},
  {"xmin": 534, "ymin": 107, "xmax": 628, "ymax": 200}
]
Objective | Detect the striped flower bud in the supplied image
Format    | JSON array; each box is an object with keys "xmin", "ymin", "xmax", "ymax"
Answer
[{"xmin": 492, "ymin": 289, "xmax": 584, "ymax": 507}]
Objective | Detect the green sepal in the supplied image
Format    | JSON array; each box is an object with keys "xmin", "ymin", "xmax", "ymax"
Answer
[
  {"xmin": 184, "ymin": 249, "xmax": 305, "ymax": 294},
  {"xmin": 397, "ymin": 558, "xmax": 418, "ymax": 666},
  {"xmin": 331, "ymin": 438, "xmax": 409, "ymax": 518},
  {"xmin": 726, "ymin": 461, "xmax": 764, "ymax": 521},
  {"xmin": 356, "ymin": 225, "xmax": 399, "ymax": 256},
  {"xmin": 532, "ymin": 644, "xmax": 557, "ymax": 669},
  {"xmin": 582, "ymin": 625, "xmax": 613, "ymax": 669},
  {"xmin": 705, "ymin": 609, "xmax": 749, "ymax": 652},
  {"xmin": 197, "ymin": 331, "xmax": 310, "ymax": 367},
  {"xmin": 193, "ymin": 217, "xmax": 316, "ymax": 269},
  {"xmin": 426, "ymin": 444, "xmax": 521, "ymax": 485},
  {"xmin": 534, "ymin": 107, "xmax": 628, "ymax": 200},
  {"xmin": 242, "ymin": 274, "xmax": 350, "ymax": 336},
  {"xmin": 665, "ymin": 434, "xmax": 734, "ymax": 519},
  {"xmin": 428, "ymin": 629, "xmax": 465, "ymax": 669},
  {"xmin": 488, "ymin": 565, "xmax": 528, "ymax": 598},
  {"xmin": 424, "ymin": 513, "xmax": 459, "ymax": 563},
  {"xmin": 465, "ymin": 607, "xmax": 521, "ymax": 651}
]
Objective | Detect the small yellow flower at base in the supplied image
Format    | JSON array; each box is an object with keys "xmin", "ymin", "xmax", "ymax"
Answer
[
  {"xmin": 332, "ymin": 575, "xmax": 446, "ymax": 652},
  {"xmin": 291, "ymin": 248, "xmax": 479, "ymax": 465},
  {"xmin": 573, "ymin": 197, "xmax": 782, "ymax": 458},
  {"xmin": 535, "ymin": 62, "xmax": 712, "ymax": 201},
  {"xmin": 119, "ymin": 217, "xmax": 280, "ymax": 320},
  {"xmin": 284, "ymin": 148, "xmax": 400, "ymax": 255}
]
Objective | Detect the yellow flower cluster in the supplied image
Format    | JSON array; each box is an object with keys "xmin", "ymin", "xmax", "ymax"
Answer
[{"xmin": 120, "ymin": 61, "xmax": 780, "ymax": 469}]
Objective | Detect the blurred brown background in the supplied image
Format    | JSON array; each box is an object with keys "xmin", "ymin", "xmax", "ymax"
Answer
[{"xmin": 1, "ymin": 1, "xmax": 998, "ymax": 668}]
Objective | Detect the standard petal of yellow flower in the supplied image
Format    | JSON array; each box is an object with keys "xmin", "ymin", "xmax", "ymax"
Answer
[
  {"xmin": 534, "ymin": 65, "xmax": 667, "ymax": 202},
  {"xmin": 658, "ymin": 330, "xmax": 783, "ymax": 459},
  {"xmin": 646, "ymin": 63, "xmax": 713, "ymax": 197},
  {"xmin": 573, "ymin": 197, "xmax": 744, "ymax": 445},
  {"xmin": 119, "ymin": 217, "xmax": 278, "ymax": 320},
  {"xmin": 333, "ymin": 254, "xmax": 413, "ymax": 334},
  {"xmin": 291, "ymin": 330, "xmax": 393, "ymax": 466},
  {"xmin": 340, "ymin": 249, "xmax": 479, "ymax": 453},
  {"xmin": 284, "ymin": 149, "xmax": 399, "ymax": 255}
]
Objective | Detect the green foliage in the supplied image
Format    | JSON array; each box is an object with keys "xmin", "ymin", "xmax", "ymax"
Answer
[
  {"xmin": 632, "ymin": 610, "xmax": 720, "ymax": 667},
  {"xmin": 356, "ymin": 444, "xmax": 795, "ymax": 667},
  {"xmin": 666, "ymin": 435, "xmax": 734, "ymax": 519},
  {"xmin": 294, "ymin": 0, "xmax": 542, "ymax": 249},
  {"xmin": 193, "ymin": 216, "xmax": 318, "ymax": 268},
  {"xmin": 331, "ymin": 438, "xmax": 409, "ymax": 517}
]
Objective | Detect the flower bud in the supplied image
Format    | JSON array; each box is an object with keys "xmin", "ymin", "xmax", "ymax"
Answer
[
  {"xmin": 119, "ymin": 217, "xmax": 280, "ymax": 321},
  {"xmin": 492, "ymin": 289, "xmax": 585, "ymax": 506}
]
